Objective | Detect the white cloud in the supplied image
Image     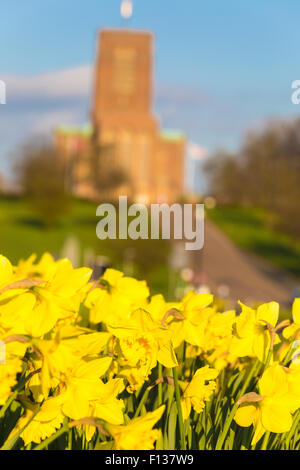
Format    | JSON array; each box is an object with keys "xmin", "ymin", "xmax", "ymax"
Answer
[
  {"xmin": 188, "ymin": 142, "xmax": 207, "ymax": 160},
  {"xmin": 0, "ymin": 65, "xmax": 92, "ymax": 178},
  {"xmin": 3, "ymin": 65, "xmax": 93, "ymax": 100},
  {"xmin": 31, "ymin": 108, "xmax": 85, "ymax": 135}
]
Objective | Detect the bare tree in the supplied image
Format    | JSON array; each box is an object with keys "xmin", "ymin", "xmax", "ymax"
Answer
[
  {"xmin": 16, "ymin": 140, "xmax": 72, "ymax": 227},
  {"xmin": 204, "ymin": 117, "xmax": 300, "ymax": 236}
]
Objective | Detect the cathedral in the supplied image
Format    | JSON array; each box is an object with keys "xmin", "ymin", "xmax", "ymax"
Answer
[{"xmin": 55, "ymin": 29, "xmax": 185, "ymax": 204}]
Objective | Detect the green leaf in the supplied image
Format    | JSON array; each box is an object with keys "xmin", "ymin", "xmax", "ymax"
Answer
[{"xmin": 168, "ymin": 401, "xmax": 177, "ymax": 450}]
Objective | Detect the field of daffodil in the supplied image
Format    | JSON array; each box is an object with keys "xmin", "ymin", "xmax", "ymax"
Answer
[{"xmin": 1, "ymin": 253, "xmax": 300, "ymax": 450}]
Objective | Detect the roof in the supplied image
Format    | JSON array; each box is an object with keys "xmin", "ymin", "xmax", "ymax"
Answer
[
  {"xmin": 160, "ymin": 129, "xmax": 186, "ymax": 142},
  {"xmin": 56, "ymin": 123, "xmax": 93, "ymax": 137}
]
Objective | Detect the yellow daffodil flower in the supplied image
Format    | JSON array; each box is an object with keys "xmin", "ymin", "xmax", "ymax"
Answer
[
  {"xmin": 0, "ymin": 258, "xmax": 92, "ymax": 337},
  {"xmin": 231, "ymin": 301, "xmax": 279, "ymax": 363},
  {"xmin": 107, "ymin": 405, "xmax": 165, "ymax": 450},
  {"xmin": 108, "ymin": 308, "xmax": 177, "ymax": 391},
  {"xmin": 169, "ymin": 291, "xmax": 214, "ymax": 348},
  {"xmin": 283, "ymin": 298, "xmax": 300, "ymax": 340},
  {"xmin": 85, "ymin": 269, "xmax": 149, "ymax": 326},
  {"xmin": 59, "ymin": 356, "xmax": 112, "ymax": 420},
  {"xmin": 11, "ymin": 395, "xmax": 65, "ymax": 446},
  {"xmin": 0, "ymin": 254, "xmax": 13, "ymax": 288},
  {"xmin": 235, "ymin": 364, "xmax": 295, "ymax": 445},
  {"xmin": 180, "ymin": 366, "xmax": 218, "ymax": 420}
]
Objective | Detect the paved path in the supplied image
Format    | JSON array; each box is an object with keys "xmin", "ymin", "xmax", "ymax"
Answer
[{"xmin": 191, "ymin": 220, "xmax": 299, "ymax": 308}]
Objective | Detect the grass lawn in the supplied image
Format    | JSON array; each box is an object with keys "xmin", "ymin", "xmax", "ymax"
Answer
[
  {"xmin": 0, "ymin": 196, "xmax": 172, "ymax": 297},
  {"xmin": 3, "ymin": 197, "xmax": 298, "ymax": 299},
  {"xmin": 0, "ymin": 196, "xmax": 98, "ymax": 263},
  {"xmin": 207, "ymin": 205, "xmax": 300, "ymax": 279}
]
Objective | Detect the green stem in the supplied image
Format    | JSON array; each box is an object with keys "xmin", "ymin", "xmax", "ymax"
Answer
[
  {"xmin": 260, "ymin": 431, "xmax": 270, "ymax": 450},
  {"xmin": 283, "ymin": 341, "xmax": 298, "ymax": 366},
  {"xmin": 263, "ymin": 349, "xmax": 272, "ymax": 373},
  {"xmin": 133, "ymin": 387, "xmax": 149, "ymax": 418},
  {"xmin": 0, "ymin": 389, "xmax": 19, "ymax": 419},
  {"xmin": 240, "ymin": 360, "xmax": 261, "ymax": 397},
  {"xmin": 215, "ymin": 359, "xmax": 259, "ymax": 450},
  {"xmin": 172, "ymin": 366, "xmax": 186, "ymax": 450},
  {"xmin": 182, "ymin": 341, "xmax": 187, "ymax": 363},
  {"xmin": 1, "ymin": 405, "xmax": 42, "ymax": 450},
  {"xmin": 67, "ymin": 427, "xmax": 72, "ymax": 450},
  {"xmin": 158, "ymin": 363, "xmax": 163, "ymax": 406},
  {"xmin": 285, "ymin": 409, "xmax": 300, "ymax": 448},
  {"xmin": 0, "ymin": 367, "xmax": 40, "ymax": 420},
  {"xmin": 33, "ymin": 424, "xmax": 68, "ymax": 450}
]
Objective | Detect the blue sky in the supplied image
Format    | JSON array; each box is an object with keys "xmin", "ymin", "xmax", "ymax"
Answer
[{"xmin": 0, "ymin": 0, "xmax": 300, "ymax": 190}]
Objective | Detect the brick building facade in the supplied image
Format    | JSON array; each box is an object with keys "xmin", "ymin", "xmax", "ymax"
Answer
[{"xmin": 55, "ymin": 29, "xmax": 185, "ymax": 203}]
